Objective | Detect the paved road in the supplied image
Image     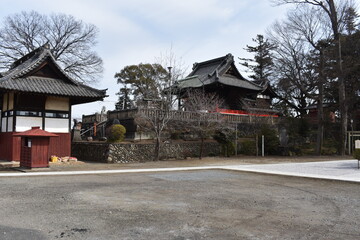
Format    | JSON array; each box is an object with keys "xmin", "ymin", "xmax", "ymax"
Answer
[{"xmin": 0, "ymin": 170, "xmax": 359, "ymax": 239}]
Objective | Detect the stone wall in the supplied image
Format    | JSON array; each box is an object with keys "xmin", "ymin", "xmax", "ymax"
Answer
[
  {"xmin": 71, "ymin": 142, "xmax": 110, "ymax": 163},
  {"xmin": 71, "ymin": 141, "xmax": 220, "ymax": 163}
]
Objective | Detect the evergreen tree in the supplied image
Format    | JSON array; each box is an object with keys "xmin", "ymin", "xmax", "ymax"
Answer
[
  {"xmin": 114, "ymin": 63, "xmax": 168, "ymax": 104},
  {"xmin": 344, "ymin": 6, "xmax": 359, "ymax": 35},
  {"xmin": 115, "ymin": 87, "xmax": 132, "ymax": 110},
  {"xmin": 239, "ymin": 34, "xmax": 276, "ymax": 80}
]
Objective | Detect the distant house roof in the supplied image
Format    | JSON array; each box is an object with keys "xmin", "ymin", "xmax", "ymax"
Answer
[
  {"xmin": 175, "ymin": 53, "xmax": 265, "ymax": 92},
  {"xmin": 0, "ymin": 45, "xmax": 107, "ymax": 105}
]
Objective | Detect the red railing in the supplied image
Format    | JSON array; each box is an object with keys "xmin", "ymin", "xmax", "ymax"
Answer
[{"xmin": 215, "ymin": 108, "xmax": 279, "ymax": 118}]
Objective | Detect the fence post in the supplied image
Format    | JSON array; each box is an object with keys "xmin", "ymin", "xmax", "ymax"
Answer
[
  {"xmin": 262, "ymin": 135, "xmax": 264, "ymax": 157},
  {"xmin": 348, "ymin": 132, "xmax": 351, "ymax": 155},
  {"xmin": 235, "ymin": 123, "xmax": 238, "ymax": 156},
  {"xmin": 256, "ymin": 134, "xmax": 258, "ymax": 156}
]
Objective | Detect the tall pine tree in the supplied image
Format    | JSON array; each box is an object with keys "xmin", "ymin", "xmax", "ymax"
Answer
[{"xmin": 239, "ymin": 34, "xmax": 276, "ymax": 81}]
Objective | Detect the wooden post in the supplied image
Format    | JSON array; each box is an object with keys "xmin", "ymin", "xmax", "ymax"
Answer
[
  {"xmin": 235, "ymin": 123, "xmax": 238, "ymax": 156},
  {"xmin": 256, "ymin": 134, "xmax": 258, "ymax": 156},
  {"xmin": 348, "ymin": 132, "xmax": 351, "ymax": 155}
]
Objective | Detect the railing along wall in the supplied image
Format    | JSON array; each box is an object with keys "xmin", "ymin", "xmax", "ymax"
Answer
[
  {"xmin": 106, "ymin": 109, "xmax": 279, "ymax": 125},
  {"xmin": 82, "ymin": 113, "xmax": 107, "ymax": 124}
]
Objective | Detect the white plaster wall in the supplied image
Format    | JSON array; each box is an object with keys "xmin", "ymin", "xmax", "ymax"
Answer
[
  {"xmin": 1, "ymin": 118, "xmax": 6, "ymax": 132},
  {"xmin": 45, "ymin": 118, "xmax": 69, "ymax": 133},
  {"xmin": 45, "ymin": 96, "xmax": 69, "ymax": 111},
  {"xmin": 16, "ymin": 117, "xmax": 42, "ymax": 132},
  {"xmin": 7, "ymin": 117, "xmax": 13, "ymax": 132}
]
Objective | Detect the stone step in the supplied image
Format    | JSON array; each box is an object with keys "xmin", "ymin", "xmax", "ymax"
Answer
[{"xmin": 0, "ymin": 161, "xmax": 20, "ymax": 168}]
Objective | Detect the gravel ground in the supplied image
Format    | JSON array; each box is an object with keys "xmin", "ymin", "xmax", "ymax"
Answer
[{"xmin": 0, "ymin": 169, "xmax": 359, "ymax": 239}]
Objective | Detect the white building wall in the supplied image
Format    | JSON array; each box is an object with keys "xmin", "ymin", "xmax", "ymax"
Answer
[
  {"xmin": 45, "ymin": 118, "xmax": 69, "ymax": 133},
  {"xmin": 7, "ymin": 117, "xmax": 13, "ymax": 132},
  {"xmin": 16, "ymin": 117, "xmax": 42, "ymax": 132},
  {"xmin": 1, "ymin": 118, "xmax": 6, "ymax": 132}
]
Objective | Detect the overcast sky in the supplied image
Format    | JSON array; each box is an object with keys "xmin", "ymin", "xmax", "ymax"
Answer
[{"xmin": 1, "ymin": 0, "xmax": 358, "ymax": 118}]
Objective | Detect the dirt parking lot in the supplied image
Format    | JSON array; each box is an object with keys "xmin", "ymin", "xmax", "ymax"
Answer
[{"xmin": 0, "ymin": 170, "xmax": 359, "ymax": 239}]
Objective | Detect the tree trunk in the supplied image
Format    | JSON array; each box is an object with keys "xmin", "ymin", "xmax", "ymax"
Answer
[
  {"xmin": 336, "ymin": 35, "xmax": 347, "ymax": 155},
  {"xmin": 339, "ymin": 77, "xmax": 347, "ymax": 155},
  {"xmin": 316, "ymin": 49, "xmax": 325, "ymax": 155},
  {"xmin": 199, "ymin": 137, "xmax": 204, "ymax": 159},
  {"xmin": 154, "ymin": 137, "xmax": 161, "ymax": 161},
  {"xmin": 328, "ymin": 0, "xmax": 347, "ymax": 155},
  {"xmin": 316, "ymin": 99, "xmax": 324, "ymax": 155}
]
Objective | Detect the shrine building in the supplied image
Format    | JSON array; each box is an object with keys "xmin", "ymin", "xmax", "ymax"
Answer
[
  {"xmin": 0, "ymin": 45, "xmax": 107, "ymax": 162},
  {"xmin": 173, "ymin": 53, "xmax": 278, "ymax": 116}
]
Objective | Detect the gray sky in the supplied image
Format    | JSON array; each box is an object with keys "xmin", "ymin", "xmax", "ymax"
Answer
[{"xmin": 1, "ymin": 0, "xmax": 358, "ymax": 118}]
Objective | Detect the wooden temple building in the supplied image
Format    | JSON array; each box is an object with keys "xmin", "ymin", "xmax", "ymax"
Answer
[
  {"xmin": 173, "ymin": 53, "xmax": 278, "ymax": 116},
  {"xmin": 82, "ymin": 53, "xmax": 279, "ymax": 140},
  {"xmin": 0, "ymin": 45, "xmax": 107, "ymax": 162}
]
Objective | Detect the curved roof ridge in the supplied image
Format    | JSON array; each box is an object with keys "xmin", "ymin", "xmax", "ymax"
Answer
[{"xmin": 3, "ymin": 45, "xmax": 80, "ymax": 86}]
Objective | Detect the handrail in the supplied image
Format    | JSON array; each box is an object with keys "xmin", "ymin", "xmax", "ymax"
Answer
[{"xmin": 80, "ymin": 120, "xmax": 107, "ymax": 136}]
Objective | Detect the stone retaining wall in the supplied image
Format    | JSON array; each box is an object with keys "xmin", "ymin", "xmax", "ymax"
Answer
[{"xmin": 72, "ymin": 141, "xmax": 220, "ymax": 163}]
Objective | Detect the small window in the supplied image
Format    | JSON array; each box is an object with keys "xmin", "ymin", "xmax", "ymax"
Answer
[
  {"xmin": 16, "ymin": 111, "xmax": 42, "ymax": 117},
  {"xmin": 45, "ymin": 112, "xmax": 69, "ymax": 118},
  {"xmin": 24, "ymin": 137, "xmax": 32, "ymax": 148},
  {"xmin": 45, "ymin": 112, "xmax": 56, "ymax": 118}
]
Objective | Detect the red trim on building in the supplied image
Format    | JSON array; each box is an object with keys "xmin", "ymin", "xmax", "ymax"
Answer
[{"xmin": 215, "ymin": 108, "xmax": 279, "ymax": 117}]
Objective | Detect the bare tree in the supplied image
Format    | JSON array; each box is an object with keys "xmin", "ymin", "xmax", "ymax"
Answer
[
  {"xmin": 121, "ymin": 49, "xmax": 186, "ymax": 161},
  {"xmin": 269, "ymin": 5, "xmax": 334, "ymax": 154},
  {"xmin": 0, "ymin": 11, "xmax": 103, "ymax": 83},
  {"xmin": 135, "ymin": 102, "xmax": 174, "ymax": 161},
  {"xmin": 134, "ymin": 68, "xmax": 175, "ymax": 161},
  {"xmin": 268, "ymin": 20, "xmax": 318, "ymax": 117},
  {"xmin": 271, "ymin": 0, "xmax": 357, "ymax": 155},
  {"xmin": 155, "ymin": 46, "xmax": 188, "ymax": 85},
  {"xmin": 181, "ymin": 90, "xmax": 225, "ymax": 159}
]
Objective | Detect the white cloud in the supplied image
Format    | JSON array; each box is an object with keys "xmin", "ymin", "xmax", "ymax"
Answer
[{"xmin": 0, "ymin": 0, "xmax": 294, "ymax": 117}]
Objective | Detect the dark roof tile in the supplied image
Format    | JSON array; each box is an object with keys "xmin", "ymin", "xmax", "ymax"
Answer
[
  {"xmin": 177, "ymin": 53, "xmax": 263, "ymax": 92},
  {"xmin": 0, "ymin": 46, "xmax": 106, "ymax": 104}
]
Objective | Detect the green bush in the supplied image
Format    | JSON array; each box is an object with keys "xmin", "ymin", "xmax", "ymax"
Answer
[
  {"xmin": 213, "ymin": 129, "xmax": 236, "ymax": 157},
  {"xmin": 220, "ymin": 142, "xmax": 235, "ymax": 157},
  {"xmin": 353, "ymin": 149, "xmax": 360, "ymax": 160},
  {"xmin": 258, "ymin": 126, "xmax": 280, "ymax": 155},
  {"xmin": 107, "ymin": 124, "xmax": 126, "ymax": 142},
  {"xmin": 240, "ymin": 140, "xmax": 257, "ymax": 155}
]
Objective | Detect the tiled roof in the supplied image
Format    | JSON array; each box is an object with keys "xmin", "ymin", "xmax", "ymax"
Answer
[
  {"xmin": 176, "ymin": 54, "xmax": 263, "ymax": 92},
  {"xmin": 13, "ymin": 126, "xmax": 59, "ymax": 137},
  {"xmin": 0, "ymin": 46, "xmax": 107, "ymax": 104},
  {"xmin": 0, "ymin": 76, "xmax": 106, "ymax": 98}
]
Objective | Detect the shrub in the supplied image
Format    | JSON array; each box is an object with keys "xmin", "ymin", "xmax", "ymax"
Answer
[
  {"xmin": 220, "ymin": 142, "xmax": 235, "ymax": 157},
  {"xmin": 107, "ymin": 124, "xmax": 126, "ymax": 142},
  {"xmin": 258, "ymin": 126, "xmax": 280, "ymax": 155},
  {"xmin": 353, "ymin": 149, "xmax": 360, "ymax": 160},
  {"xmin": 213, "ymin": 129, "xmax": 236, "ymax": 157},
  {"xmin": 240, "ymin": 140, "xmax": 257, "ymax": 155}
]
